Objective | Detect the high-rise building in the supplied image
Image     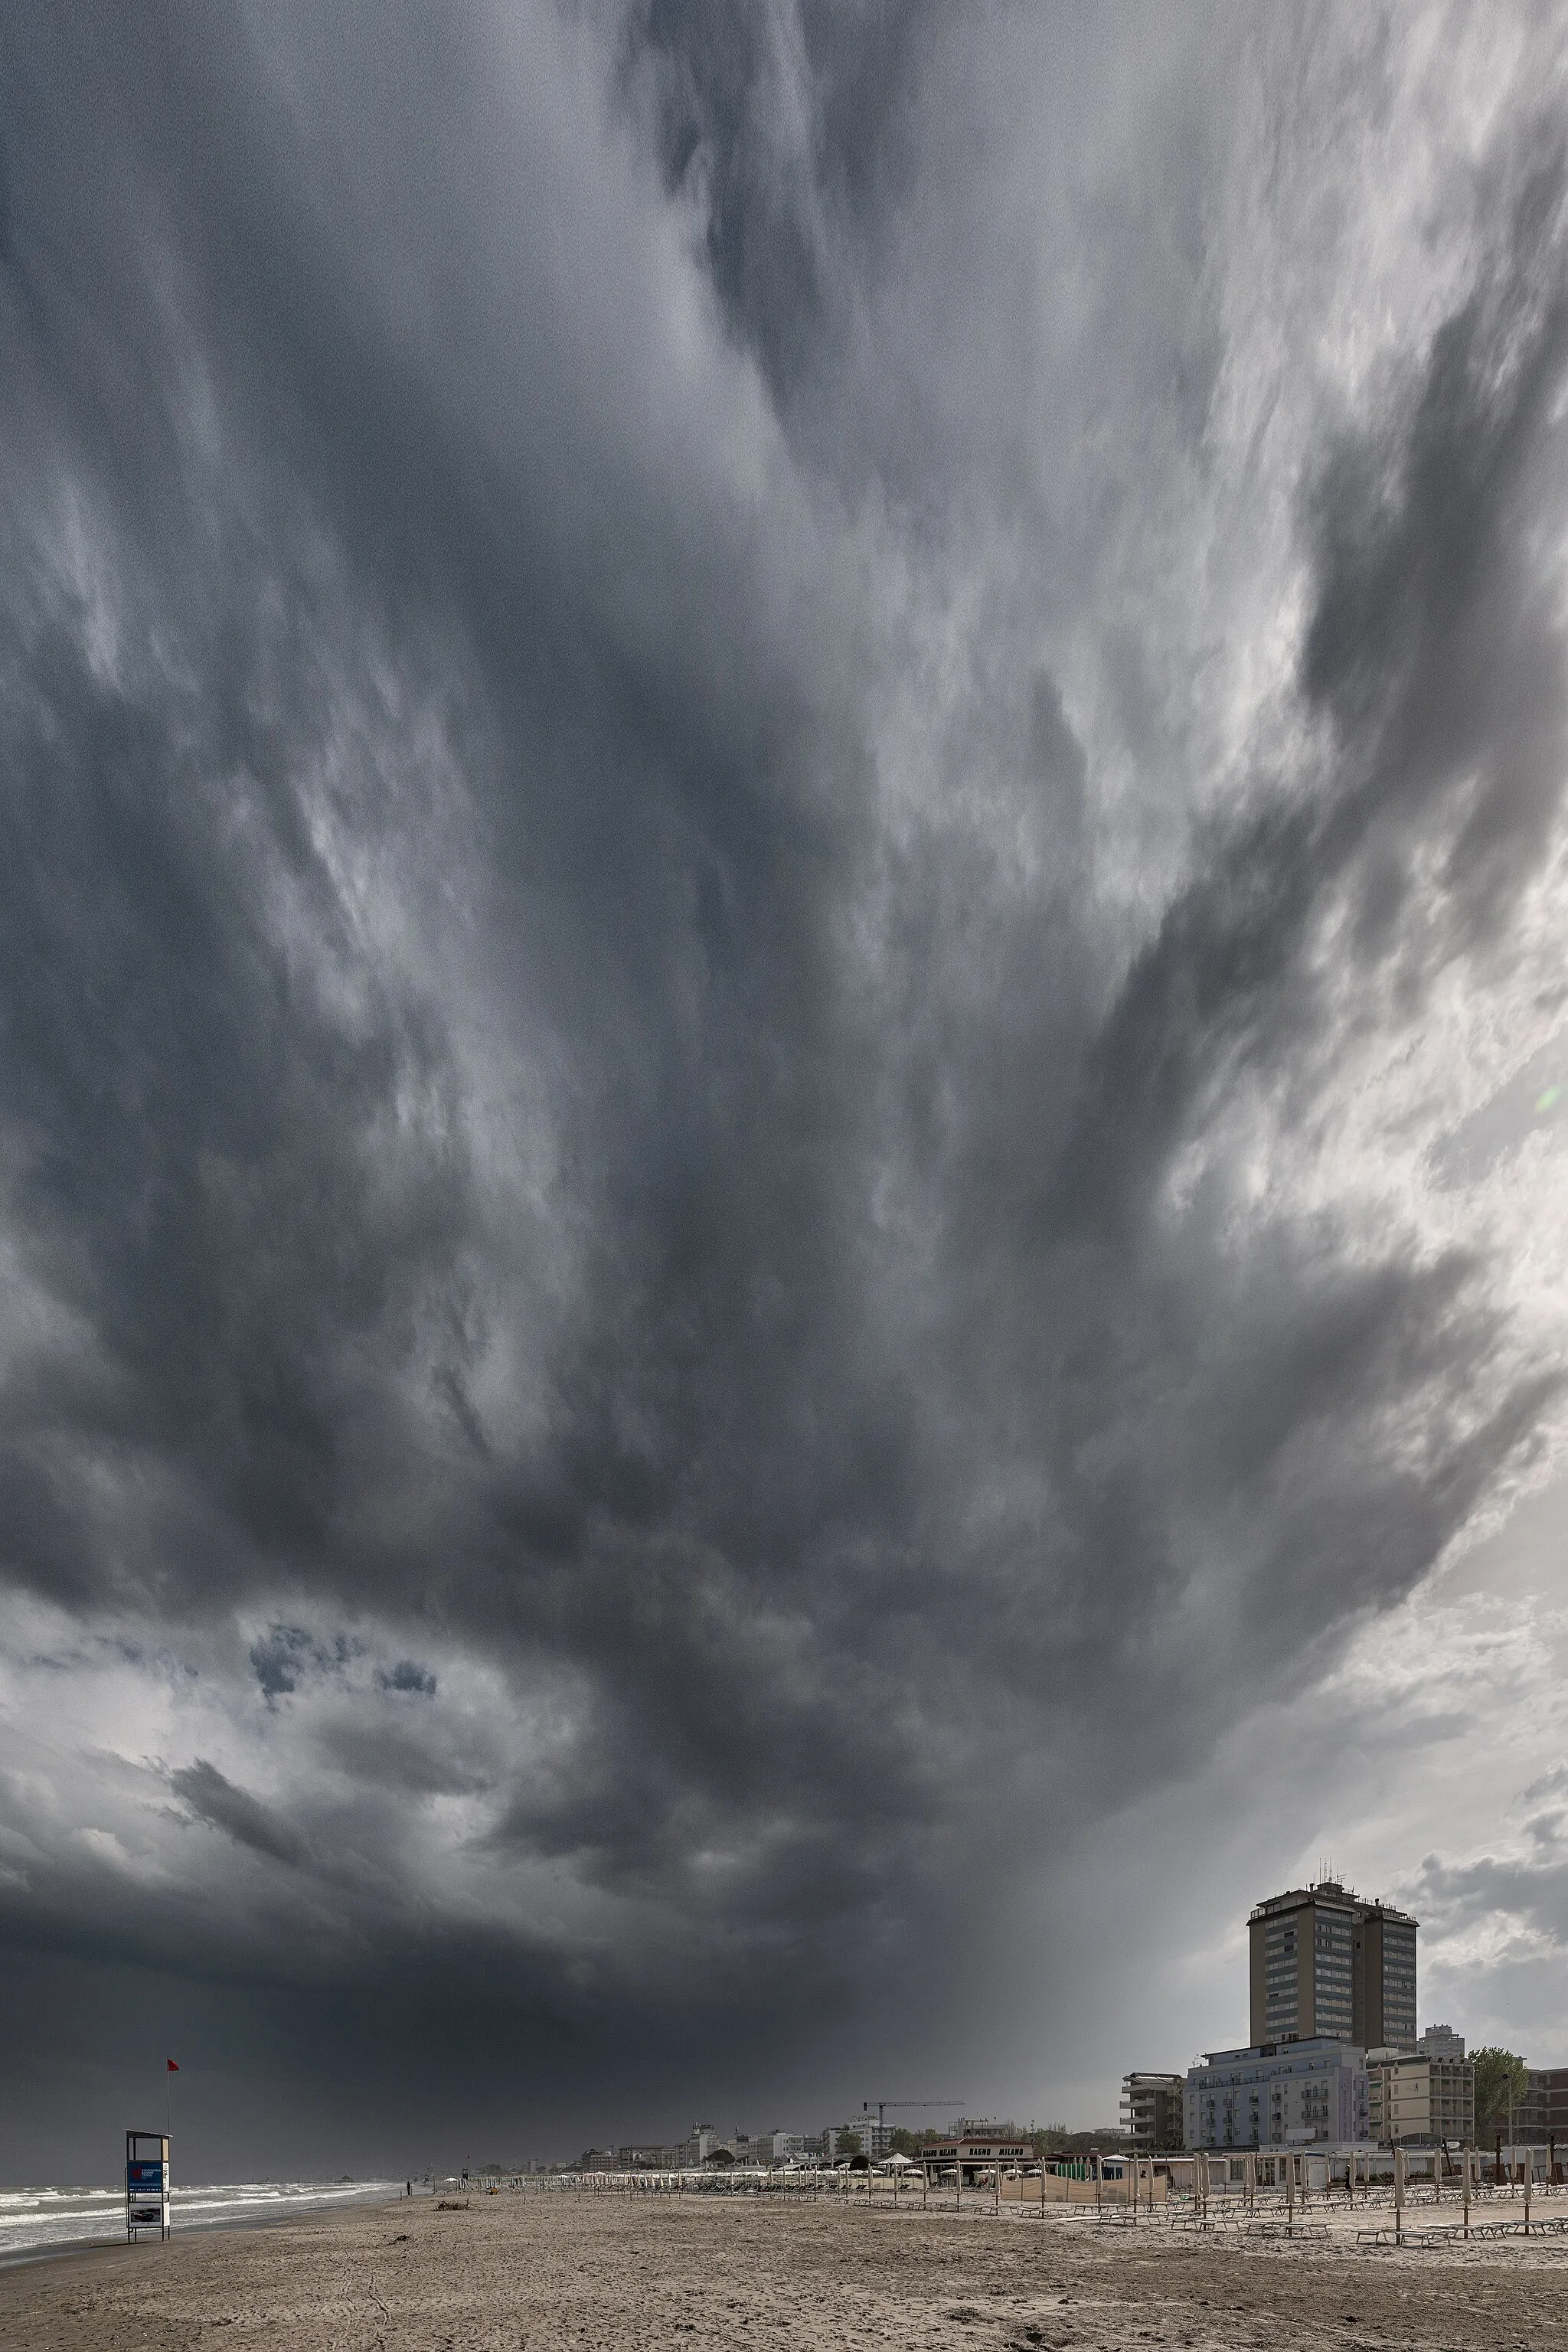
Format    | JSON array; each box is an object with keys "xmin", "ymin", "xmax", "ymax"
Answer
[
  {"xmin": 1249, "ymin": 1881, "xmax": 1357, "ymax": 2043},
  {"xmin": 1357, "ymin": 1900, "xmax": 1418, "ymax": 2050},
  {"xmin": 1248, "ymin": 1880, "xmax": 1418, "ymax": 2050}
]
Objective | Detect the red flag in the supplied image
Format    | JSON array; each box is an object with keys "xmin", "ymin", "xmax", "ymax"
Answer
[{"xmin": 167, "ymin": 2059, "xmax": 179, "ymax": 2073}]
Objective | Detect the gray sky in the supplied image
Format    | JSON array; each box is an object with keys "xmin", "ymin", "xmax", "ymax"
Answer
[{"xmin": 4, "ymin": 1, "xmax": 1568, "ymax": 2178}]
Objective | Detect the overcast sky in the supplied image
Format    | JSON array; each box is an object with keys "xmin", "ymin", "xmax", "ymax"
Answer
[{"xmin": 5, "ymin": 1, "xmax": 1568, "ymax": 2180}]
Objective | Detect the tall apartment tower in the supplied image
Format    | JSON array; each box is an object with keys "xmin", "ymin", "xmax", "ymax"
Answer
[{"xmin": 1248, "ymin": 1880, "xmax": 1418, "ymax": 2050}]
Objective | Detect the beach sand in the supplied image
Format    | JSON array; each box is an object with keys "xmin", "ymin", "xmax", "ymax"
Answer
[{"xmin": 2, "ymin": 2184, "xmax": 1566, "ymax": 2349}]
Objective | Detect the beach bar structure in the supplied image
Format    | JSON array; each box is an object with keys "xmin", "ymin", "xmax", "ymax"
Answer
[
  {"xmin": 919, "ymin": 2134, "xmax": 1029, "ymax": 2187},
  {"xmin": 126, "ymin": 2129, "xmax": 170, "ymax": 2241}
]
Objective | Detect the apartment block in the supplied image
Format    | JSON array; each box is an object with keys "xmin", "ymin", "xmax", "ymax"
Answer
[
  {"xmin": 1120, "ymin": 2073, "xmax": 1186, "ymax": 2151},
  {"xmin": 1184, "ymin": 2038, "xmax": 1369, "ymax": 2150},
  {"xmin": 1365, "ymin": 2049, "xmax": 1474, "ymax": 2147},
  {"xmin": 1248, "ymin": 1880, "xmax": 1417, "ymax": 2050},
  {"xmin": 1522, "ymin": 2069, "xmax": 1568, "ymax": 2139}
]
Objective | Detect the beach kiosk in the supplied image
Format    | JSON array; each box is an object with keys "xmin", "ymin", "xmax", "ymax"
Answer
[{"xmin": 126, "ymin": 2130, "xmax": 171, "ymax": 2240}]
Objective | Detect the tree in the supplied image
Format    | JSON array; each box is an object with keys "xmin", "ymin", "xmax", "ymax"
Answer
[
  {"xmin": 836, "ymin": 2128, "xmax": 863, "ymax": 2161},
  {"xmin": 707, "ymin": 2146, "xmax": 735, "ymax": 2167},
  {"xmin": 1472, "ymin": 2047, "xmax": 1530, "ymax": 2145},
  {"xmin": 1030, "ymin": 2127, "xmax": 1109, "ymax": 2158}
]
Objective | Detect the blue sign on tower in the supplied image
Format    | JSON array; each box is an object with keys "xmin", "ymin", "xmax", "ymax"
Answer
[{"xmin": 126, "ymin": 2130, "xmax": 171, "ymax": 2241}]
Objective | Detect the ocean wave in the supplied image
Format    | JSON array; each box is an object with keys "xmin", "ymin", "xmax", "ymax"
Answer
[{"xmin": 0, "ymin": 2179, "xmax": 400, "ymax": 2256}]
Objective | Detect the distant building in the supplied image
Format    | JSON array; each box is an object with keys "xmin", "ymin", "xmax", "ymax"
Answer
[
  {"xmin": 1365, "ymin": 2048, "xmax": 1473, "ymax": 2147},
  {"xmin": 1184, "ymin": 2039, "xmax": 1369, "ymax": 2149},
  {"xmin": 1120, "ymin": 2073, "xmax": 1185, "ymax": 2151},
  {"xmin": 1416, "ymin": 2024, "xmax": 1465, "ymax": 2060},
  {"xmin": 1248, "ymin": 1879, "xmax": 1417, "ymax": 2050},
  {"xmin": 616, "ymin": 2143, "xmax": 682, "ymax": 2169}
]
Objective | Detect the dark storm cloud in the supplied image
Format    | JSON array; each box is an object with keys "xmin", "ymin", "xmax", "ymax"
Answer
[
  {"xmin": 171, "ymin": 1759, "xmax": 306, "ymax": 1867},
  {"xmin": 1, "ymin": 0, "xmax": 1567, "ymax": 2164},
  {"xmin": 378, "ymin": 1658, "xmax": 437, "ymax": 1697},
  {"xmin": 1055, "ymin": 147, "xmax": 1568, "ymax": 1243},
  {"xmin": 628, "ymin": 0, "xmax": 929, "ymax": 405}
]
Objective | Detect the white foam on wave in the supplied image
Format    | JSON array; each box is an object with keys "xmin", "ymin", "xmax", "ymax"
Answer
[{"xmin": 0, "ymin": 2178, "xmax": 400, "ymax": 2256}]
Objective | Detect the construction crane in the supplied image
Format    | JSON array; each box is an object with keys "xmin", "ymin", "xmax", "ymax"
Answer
[{"xmin": 861, "ymin": 2099, "xmax": 964, "ymax": 2136}]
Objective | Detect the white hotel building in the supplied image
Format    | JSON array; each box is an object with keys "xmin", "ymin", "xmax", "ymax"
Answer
[{"xmin": 1184, "ymin": 2037, "xmax": 1370, "ymax": 2150}]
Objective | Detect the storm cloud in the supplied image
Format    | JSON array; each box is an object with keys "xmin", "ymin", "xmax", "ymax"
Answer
[{"xmin": 3, "ymin": 2, "xmax": 1568, "ymax": 2174}]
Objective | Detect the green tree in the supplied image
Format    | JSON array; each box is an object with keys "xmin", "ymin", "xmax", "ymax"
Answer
[
  {"xmin": 707, "ymin": 2145, "xmax": 735, "ymax": 2167},
  {"xmin": 1472, "ymin": 2047, "xmax": 1530, "ymax": 2144},
  {"xmin": 836, "ymin": 2128, "xmax": 864, "ymax": 2162}
]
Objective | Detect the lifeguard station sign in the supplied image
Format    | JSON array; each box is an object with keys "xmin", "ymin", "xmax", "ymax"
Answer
[{"xmin": 126, "ymin": 2131, "xmax": 171, "ymax": 2240}]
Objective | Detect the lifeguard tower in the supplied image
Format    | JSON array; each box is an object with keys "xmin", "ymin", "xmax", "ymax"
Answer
[{"xmin": 126, "ymin": 2130, "xmax": 171, "ymax": 2240}]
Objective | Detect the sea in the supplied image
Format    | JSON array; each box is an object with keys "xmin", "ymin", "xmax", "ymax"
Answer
[{"xmin": 0, "ymin": 2177, "xmax": 403, "ymax": 2262}]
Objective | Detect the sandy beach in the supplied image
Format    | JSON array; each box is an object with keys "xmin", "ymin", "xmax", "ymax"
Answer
[{"xmin": 2, "ymin": 2184, "xmax": 1566, "ymax": 2350}]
